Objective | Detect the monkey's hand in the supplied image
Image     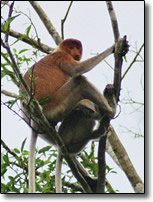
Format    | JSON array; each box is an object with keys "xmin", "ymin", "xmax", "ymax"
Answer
[
  {"xmin": 103, "ymin": 84, "xmax": 116, "ymax": 118},
  {"xmin": 115, "ymin": 35, "xmax": 129, "ymax": 56}
]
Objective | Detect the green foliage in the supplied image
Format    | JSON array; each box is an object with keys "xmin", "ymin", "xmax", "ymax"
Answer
[
  {"xmin": 1, "ymin": 14, "xmax": 20, "ymax": 32},
  {"xmin": 12, "ymin": 48, "xmax": 31, "ymax": 67},
  {"xmin": 106, "ymin": 165, "xmax": 117, "ymax": 174},
  {"xmin": 38, "ymin": 96, "xmax": 50, "ymax": 107},
  {"xmin": 6, "ymin": 98, "xmax": 19, "ymax": 108},
  {"xmin": 123, "ymin": 55, "xmax": 127, "ymax": 62},
  {"xmin": 1, "ymin": 138, "xmax": 118, "ymax": 193},
  {"xmin": 1, "ymin": 138, "xmax": 57, "ymax": 193}
]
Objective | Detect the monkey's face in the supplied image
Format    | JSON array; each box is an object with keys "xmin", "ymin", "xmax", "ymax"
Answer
[
  {"xmin": 60, "ymin": 39, "xmax": 83, "ymax": 61},
  {"xmin": 69, "ymin": 46, "xmax": 82, "ymax": 61}
]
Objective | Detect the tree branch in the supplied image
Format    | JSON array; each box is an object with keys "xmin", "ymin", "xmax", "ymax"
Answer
[
  {"xmin": 61, "ymin": 1, "xmax": 73, "ymax": 39},
  {"xmin": 106, "ymin": 1, "xmax": 129, "ymax": 101},
  {"xmin": 1, "ymin": 89, "xmax": 18, "ymax": 98},
  {"xmin": 107, "ymin": 126, "xmax": 144, "ymax": 193},
  {"xmin": 106, "ymin": 1, "xmax": 120, "ymax": 42},
  {"xmin": 5, "ymin": 1, "xmax": 15, "ymax": 43},
  {"xmin": 1, "ymin": 28, "xmax": 54, "ymax": 54},
  {"xmin": 105, "ymin": 1, "xmax": 143, "ymax": 194},
  {"xmin": 1, "ymin": 139, "xmax": 18, "ymax": 158},
  {"xmin": 96, "ymin": 1, "xmax": 129, "ymax": 193},
  {"xmin": 96, "ymin": 131, "xmax": 107, "ymax": 193},
  {"xmin": 29, "ymin": 1, "xmax": 62, "ymax": 45},
  {"xmin": 122, "ymin": 43, "xmax": 144, "ymax": 81}
]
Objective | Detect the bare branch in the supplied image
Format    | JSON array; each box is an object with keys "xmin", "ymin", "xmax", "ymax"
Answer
[
  {"xmin": 61, "ymin": 1, "xmax": 73, "ymax": 39},
  {"xmin": 106, "ymin": 1, "xmax": 120, "ymax": 42},
  {"xmin": 96, "ymin": 131, "xmax": 107, "ymax": 193},
  {"xmin": 5, "ymin": 1, "xmax": 15, "ymax": 43},
  {"xmin": 96, "ymin": 1, "xmax": 129, "ymax": 193},
  {"xmin": 1, "ymin": 28, "xmax": 54, "ymax": 54},
  {"xmin": 122, "ymin": 43, "xmax": 144, "ymax": 80},
  {"xmin": 1, "ymin": 89, "xmax": 18, "ymax": 98},
  {"xmin": 105, "ymin": 3, "xmax": 140, "ymax": 193},
  {"xmin": 1, "ymin": 139, "xmax": 18, "ymax": 158},
  {"xmin": 106, "ymin": 1, "xmax": 129, "ymax": 102},
  {"xmin": 29, "ymin": 1, "xmax": 62, "ymax": 45},
  {"xmin": 107, "ymin": 126, "xmax": 144, "ymax": 193}
]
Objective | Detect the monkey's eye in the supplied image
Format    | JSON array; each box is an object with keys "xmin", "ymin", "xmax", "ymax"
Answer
[{"xmin": 76, "ymin": 46, "xmax": 80, "ymax": 50}]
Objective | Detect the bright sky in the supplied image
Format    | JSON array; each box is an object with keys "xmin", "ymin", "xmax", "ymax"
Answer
[{"xmin": 1, "ymin": 0, "xmax": 147, "ymax": 198}]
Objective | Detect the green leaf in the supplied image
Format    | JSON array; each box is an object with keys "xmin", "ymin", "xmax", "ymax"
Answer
[
  {"xmin": 123, "ymin": 55, "xmax": 127, "ymax": 62},
  {"xmin": 22, "ymin": 150, "xmax": 29, "ymax": 156},
  {"xmin": 1, "ymin": 69, "xmax": 14, "ymax": 79},
  {"xmin": 13, "ymin": 148, "xmax": 20, "ymax": 154},
  {"xmin": 25, "ymin": 25, "xmax": 32, "ymax": 36},
  {"xmin": 3, "ymin": 153, "xmax": 9, "ymax": 165},
  {"xmin": 6, "ymin": 98, "xmax": 18, "ymax": 108},
  {"xmin": 1, "ymin": 70, "xmax": 7, "ymax": 79},
  {"xmin": 21, "ymin": 138, "xmax": 27, "ymax": 152},
  {"xmin": 19, "ymin": 90, "xmax": 26, "ymax": 98},
  {"xmin": 18, "ymin": 49, "xmax": 29, "ymax": 54},
  {"xmin": 38, "ymin": 146, "xmax": 51, "ymax": 154},
  {"xmin": 2, "ymin": 15, "xmax": 20, "ymax": 32},
  {"xmin": 38, "ymin": 96, "xmax": 49, "ymax": 107},
  {"xmin": 11, "ymin": 34, "xmax": 28, "ymax": 46},
  {"xmin": 8, "ymin": 176, "xmax": 14, "ymax": 182}
]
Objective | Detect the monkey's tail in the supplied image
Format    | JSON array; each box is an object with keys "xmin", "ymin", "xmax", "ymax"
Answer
[
  {"xmin": 29, "ymin": 130, "xmax": 38, "ymax": 193},
  {"xmin": 55, "ymin": 148, "xmax": 63, "ymax": 193}
]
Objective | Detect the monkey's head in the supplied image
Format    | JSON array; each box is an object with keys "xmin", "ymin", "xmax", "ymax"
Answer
[{"xmin": 58, "ymin": 38, "xmax": 83, "ymax": 61}]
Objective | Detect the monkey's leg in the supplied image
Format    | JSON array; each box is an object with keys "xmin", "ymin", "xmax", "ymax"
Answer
[
  {"xmin": 45, "ymin": 76, "xmax": 116, "ymax": 122},
  {"xmin": 29, "ymin": 129, "xmax": 38, "ymax": 193},
  {"xmin": 55, "ymin": 148, "xmax": 63, "ymax": 193},
  {"xmin": 75, "ymin": 76, "xmax": 116, "ymax": 118}
]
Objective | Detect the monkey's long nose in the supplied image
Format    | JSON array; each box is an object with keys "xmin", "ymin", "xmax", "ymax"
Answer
[{"xmin": 74, "ymin": 55, "xmax": 81, "ymax": 61}]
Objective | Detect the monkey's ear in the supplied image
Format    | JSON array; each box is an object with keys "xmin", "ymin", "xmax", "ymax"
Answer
[
  {"xmin": 76, "ymin": 99, "xmax": 101, "ymax": 119},
  {"xmin": 77, "ymin": 99, "xmax": 96, "ymax": 111}
]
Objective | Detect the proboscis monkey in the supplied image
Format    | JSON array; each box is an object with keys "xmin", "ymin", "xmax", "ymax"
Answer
[
  {"xmin": 20, "ymin": 39, "xmax": 117, "ymax": 193},
  {"xmin": 56, "ymin": 84, "xmax": 116, "ymax": 193}
]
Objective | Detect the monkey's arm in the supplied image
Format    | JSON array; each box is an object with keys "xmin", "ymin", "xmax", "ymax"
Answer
[{"xmin": 58, "ymin": 45, "xmax": 115, "ymax": 77}]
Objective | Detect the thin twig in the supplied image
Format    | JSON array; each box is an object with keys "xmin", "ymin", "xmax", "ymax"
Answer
[
  {"xmin": 61, "ymin": 1, "xmax": 73, "ymax": 39},
  {"xmin": 5, "ymin": 1, "xmax": 15, "ymax": 43},
  {"xmin": 122, "ymin": 43, "xmax": 144, "ymax": 80},
  {"xmin": 1, "ymin": 89, "xmax": 18, "ymax": 98},
  {"xmin": 1, "ymin": 139, "xmax": 18, "ymax": 158}
]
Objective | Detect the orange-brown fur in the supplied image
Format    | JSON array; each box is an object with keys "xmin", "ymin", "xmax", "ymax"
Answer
[
  {"xmin": 21, "ymin": 39, "xmax": 82, "ymax": 120},
  {"xmin": 21, "ymin": 38, "xmax": 116, "ymax": 123}
]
